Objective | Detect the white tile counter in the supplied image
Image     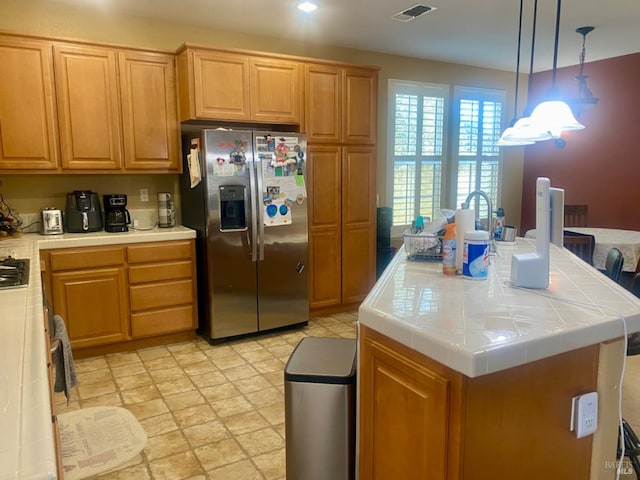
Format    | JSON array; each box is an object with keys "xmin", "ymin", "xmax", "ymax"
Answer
[
  {"xmin": 0, "ymin": 226, "xmax": 195, "ymax": 480},
  {"xmin": 359, "ymin": 238, "xmax": 640, "ymax": 378}
]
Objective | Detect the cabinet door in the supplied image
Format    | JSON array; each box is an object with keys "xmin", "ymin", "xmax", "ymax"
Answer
[
  {"xmin": 343, "ymin": 67, "xmax": 377, "ymax": 145},
  {"xmin": 359, "ymin": 327, "xmax": 451, "ymax": 480},
  {"xmin": 191, "ymin": 50, "xmax": 251, "ymax": 121},
  {"xmin": 54, "ymin": 43, "xmax": 122, "ymax": 170},
  {"xmin": 308, "ymin": 145, "xmax": 342, "ymax": 309},
  {"xmin": 52, "ymin": 267, "xmax": 129, "ymax": 349},
  {"xmin": 304, "ymin": 64, "xmax": 341, "ymax": 143},
  {"xmin": 0, "ymin": 36, "xmax": 59, "ymax": 170},
  {"xmin": 250, "ymin": 57, "xmax": 301, "ymax": 124},
  {"xmin": 342, "ymin": 146, "xmax": 376, "ymax": 303},
  {"xmin": 42, "ymin": 303, "xmax": 64, "ymax": 478},
  {"xmin": 118, "ymin": 51, "xmax": 180, "ymax": 172}
]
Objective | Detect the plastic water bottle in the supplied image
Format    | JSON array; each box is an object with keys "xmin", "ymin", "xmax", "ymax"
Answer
[{"xmin": 494, "ymin": 207, "xmax": 505, "ymax": 241}]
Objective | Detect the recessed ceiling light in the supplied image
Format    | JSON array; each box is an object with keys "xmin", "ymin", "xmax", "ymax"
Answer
[{"xmin": 298, "ymin": 2, "xmax": 318, "ymax": 13}]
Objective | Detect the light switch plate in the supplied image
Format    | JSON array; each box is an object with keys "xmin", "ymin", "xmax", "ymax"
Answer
[{"xmin": 570, "ymin": 392, "xmax": 598, "ymax": 438}]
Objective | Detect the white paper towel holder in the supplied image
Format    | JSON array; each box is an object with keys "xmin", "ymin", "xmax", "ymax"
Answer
[{"xmin": 455, "ymin": 206, "xmax": 475, "ymax": 274}]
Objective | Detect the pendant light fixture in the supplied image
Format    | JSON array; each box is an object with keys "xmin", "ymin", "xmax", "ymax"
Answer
[
  {"xmin": 497, "ymin": 0, "xmax": 550, "ymax": 146},
  {"xmin": 568, "ymin": 26, "xmax": 599, "ymax": 116},
  {"xmin": 528, "ymin": 0, "xmax": 585, "ymax": 132},
  {"xmin": 496, "ymin": 0, "xmax": 532, "ymax": 146}
]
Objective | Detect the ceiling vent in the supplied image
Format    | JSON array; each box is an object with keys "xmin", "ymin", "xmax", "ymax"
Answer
[{"xmin": 392, "ymin": 4, "xmax": 436, "ymax": 22}]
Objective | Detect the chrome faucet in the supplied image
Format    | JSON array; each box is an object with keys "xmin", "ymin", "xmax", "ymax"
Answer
[{"xmin": 463, "ymin": 190, "xmax": 495, "ymax": 252}]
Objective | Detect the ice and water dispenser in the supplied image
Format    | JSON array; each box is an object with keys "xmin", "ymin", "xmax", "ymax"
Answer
[{"xmin": 219, "ymin": 185, "xmax": 247, "ymax": 231}]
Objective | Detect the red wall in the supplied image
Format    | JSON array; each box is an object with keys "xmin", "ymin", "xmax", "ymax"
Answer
[{"xmin": 521, "ymin": 53, "xmax": 640, "ymax": 232}]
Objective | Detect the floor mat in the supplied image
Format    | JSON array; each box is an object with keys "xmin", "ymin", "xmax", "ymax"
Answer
[{"xmin": 58, "ymin": 406, "xmax": 147, "ymax": 480}]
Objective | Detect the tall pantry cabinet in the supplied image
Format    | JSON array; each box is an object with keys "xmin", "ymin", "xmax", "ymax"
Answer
[{"xmin": 305, "ymin": 63, "xmax": 378, "ymax": 311}]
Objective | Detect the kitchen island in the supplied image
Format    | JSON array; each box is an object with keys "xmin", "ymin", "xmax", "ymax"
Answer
[
  {"xmin": 0, "ymin": 226, "xmax": 195, "ymax": 480},
  {"xmin": 358, "ymin": 238, "xmax": 640, "ymax": 480}
]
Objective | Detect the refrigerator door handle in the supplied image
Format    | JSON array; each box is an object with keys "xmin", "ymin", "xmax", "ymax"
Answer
[
  {"xmin": 255, "ymin": 151, "xmax": 265, "ymax": 262},
  {"xmin": 248, "ymin": 151, "xmax": 258, "ymax": 263}
]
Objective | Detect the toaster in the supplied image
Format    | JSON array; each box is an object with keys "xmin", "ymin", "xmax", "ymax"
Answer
[{"xmin": 41, "ymin": 208, "xmax": 64, "ymax": 235}]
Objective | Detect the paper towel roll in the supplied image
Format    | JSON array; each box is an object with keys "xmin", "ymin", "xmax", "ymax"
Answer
[{"xmin": 455, "ymin": 207, "xmax": 475, "ymax": 273}]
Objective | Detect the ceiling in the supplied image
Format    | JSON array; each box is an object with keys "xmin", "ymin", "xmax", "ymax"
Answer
[{"xmin": 49, "ymin": 0, "xmax": 640, "ymax": 72}]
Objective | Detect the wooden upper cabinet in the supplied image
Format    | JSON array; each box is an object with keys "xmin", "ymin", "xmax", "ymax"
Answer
[
  {"xmin": 305, "ymin": 64, "xmax": 377, "ymax": 145},
  {"xmin": 343, "ymin": 68, "xmax": 377, "ymax": 145},
  {"xmin": 118, "ymin": 51, "xmax": 180, "ymax": 171},
  {"xmin": 0, "ymin": 36, "xmax": 59, "ymax": 170},
  {"xmin": 177, "ymin": 47, "xmax": 301, "ymax": 124},
  {"xmin": 304, "ymin": 64, "xmax": 342, "ymax": 143},
  {"xmin": 250, "ymin": 57, "xmax": 300, "ymax": 124},
  {"xmin": 54, "ymin": 43, "xmax": 122, "ymax": 170},
  {"xmin": 187, "ymin": 49, "xmax": 251, "ymax": 122}
]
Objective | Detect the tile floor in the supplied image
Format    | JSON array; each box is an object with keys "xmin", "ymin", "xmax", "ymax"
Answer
[
  {"xmin": 56, "ymin": 312, "xmax": 640, "ymax": 480},
  {"xmin": 54, "ymin": 312, "xmax": 358, "ymax": 480}
]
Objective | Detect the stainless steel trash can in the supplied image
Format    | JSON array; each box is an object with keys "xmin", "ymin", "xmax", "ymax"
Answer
[{"xmin": 284, "ymin": 337, "xmax": 357, "ymax": 480}]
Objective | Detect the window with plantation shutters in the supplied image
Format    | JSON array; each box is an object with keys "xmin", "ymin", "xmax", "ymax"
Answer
[
  {"xmin": 388, "ymin": 80, "xmax": 448, "ymax": 231},
  {"xmin": 388, "ymin": 80, "xmax": 504, "ymax": 234},
  {"xmin": 453, "ymin": 86, "xmax": 504, "ymax": 221}
]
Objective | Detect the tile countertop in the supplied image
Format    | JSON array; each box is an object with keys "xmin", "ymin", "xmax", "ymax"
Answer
[
  {"xmin": 359, "ymin": 237, "xmax": 640, "ymax": 378},
  {"xmin": 0, "ymin": 226, "xmax": 196, "ymax": 480}
]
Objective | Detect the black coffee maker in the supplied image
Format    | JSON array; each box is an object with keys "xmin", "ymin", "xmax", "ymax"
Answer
[{"xmin": 103, "ymin": 194, "xmax": 131, "ymax": 233}]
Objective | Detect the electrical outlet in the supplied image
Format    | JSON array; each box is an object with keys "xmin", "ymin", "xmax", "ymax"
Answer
[
  {"xmin": 570, "ymin": 392, "xmax": 598, "ymax": 438},
  {"xmin": 140, "ymin": 188, "xmax": 149, "ymax": 202}
]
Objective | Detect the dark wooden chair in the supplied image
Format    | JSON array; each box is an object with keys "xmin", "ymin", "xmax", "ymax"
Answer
[
  {"xmin": 563, "ymin": 232, "xmax": 595, "ymax": 266},
  {"xmin": 619, "ymin": 272, "xmax": 640, "ymax": 475},
  {"xmin": 564, "ymin": 204, "xmax": 588, "ymax": 227},
  {"xmin": 604, "ymin": 247, "xmax": 624, "ymax": 283}
]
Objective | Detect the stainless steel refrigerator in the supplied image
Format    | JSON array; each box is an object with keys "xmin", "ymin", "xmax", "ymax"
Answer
[{"xmin": 180, "ymin": 129, "xmax": 309, "ymax": 341}]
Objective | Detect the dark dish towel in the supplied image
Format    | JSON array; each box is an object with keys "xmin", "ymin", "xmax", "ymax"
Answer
[{"xmin": 53, "ymin": 314, "xmax": 77, "ymax": 404}]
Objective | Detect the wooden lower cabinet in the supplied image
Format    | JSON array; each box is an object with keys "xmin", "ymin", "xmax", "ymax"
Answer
[
  {"xmin": 41, "ymin": 239, "xmax": 197, "ymax": 353},
  {"xmin": 48, "ymin": 246, "xmax": 129, "ymax": 349},
  {"xmin": 128, "ymin": 239, "xmax": 198, "ymax": 338},
  {"xmin": 43, "ymin": 304, "xmax": 64, "ymax": 478},
  {"xmin": 359, "ymin": 326, "xmax": 460, "ymax": 480},
  {"xmin": 359, "ymin": 326, "xmax": 599, "ymax": 480}
]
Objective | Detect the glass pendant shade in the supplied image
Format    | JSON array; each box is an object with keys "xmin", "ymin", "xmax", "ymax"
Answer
[
  {"xmin": 529, "ymin": 100, "xmax": 585, "ymax": 131},
  {"xmin": 496, "ymin": 127, "xmax": 535, "ymax": 146},
  {"xmin": 503, "ymin": 117, "xmax": 553, "ymax": 143}
]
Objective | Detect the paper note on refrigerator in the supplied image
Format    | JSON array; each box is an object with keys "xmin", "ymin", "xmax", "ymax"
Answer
[
  {"xmin": 264, "ymin": 200, "xmax": 292, "ymax": 227},
  {"xmin": 188, "ymin": 149, "xmax": 201, "ymax": 187},
  {"xmin": 264, "ymin": 177, "xmax": 306, "ymax": 202}
]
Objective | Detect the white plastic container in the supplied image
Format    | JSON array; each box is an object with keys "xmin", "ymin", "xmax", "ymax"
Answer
[
  {"xmin": 455, "ymin": 207, "xmax": 475, "ymax": 273},
  {"xmin": 462, "ymin": 230, "xmax": 490, "ymax": 280}
]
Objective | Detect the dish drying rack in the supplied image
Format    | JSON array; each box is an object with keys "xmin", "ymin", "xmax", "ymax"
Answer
[{"xmin": 404, "ymin": 230, "xmax": 442, "ymax": 262}]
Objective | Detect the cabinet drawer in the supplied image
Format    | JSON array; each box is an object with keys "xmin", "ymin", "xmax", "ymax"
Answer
[
  {"xmin": 131, "ymin": 305, "xmax": 194, "ymax": 338},
  {"xmin": 127, "ymin": 240, "xmax": 192, "ymax": 263},
  {"xmin": 49, "ymin": 246, "xmax": 125, "ymax": 271},
  {"xmin": 130, "ymin": 279, "xmax": 193, "ymax": 311},
  {"xmin": 129, "ymin": 261, "xmax": 192, "ymax": 284}
]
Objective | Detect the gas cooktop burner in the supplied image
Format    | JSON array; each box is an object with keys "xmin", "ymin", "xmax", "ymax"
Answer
[{"xmin": 0, "ymin": 257, "xmax": 29, "ymax": 289}]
